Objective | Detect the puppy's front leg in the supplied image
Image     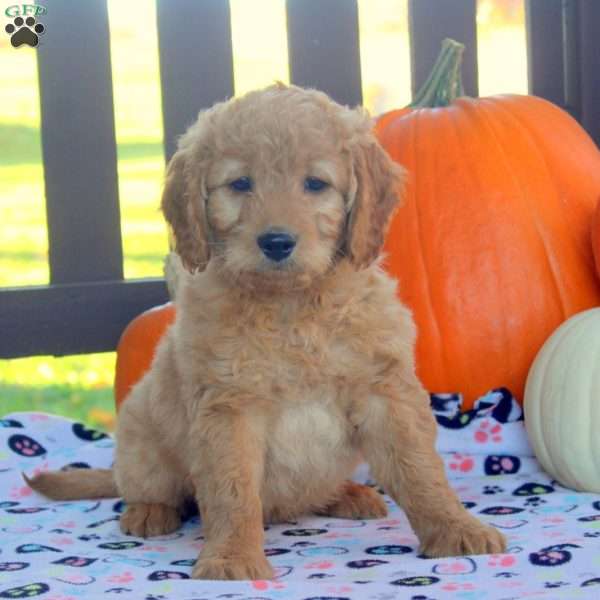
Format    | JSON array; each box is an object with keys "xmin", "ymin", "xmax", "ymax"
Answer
[
  {"xmin": 355, "ymin": 383, "xmax": 506, "ymax": 557},
  {"xmin": 189, "ymin": 403, "xmax": 272, "ymax": 580}
]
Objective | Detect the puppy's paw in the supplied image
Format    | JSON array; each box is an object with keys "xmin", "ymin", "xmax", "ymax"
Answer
[
  {"xmin": 192, "ymin": 553, "xmax": 274, "ymax": 580},
  {"xmin": 317, "ymin": 481, "xmax": 388, "ymax": 520},
  {"xmin": 120, "ymin": 502, "xmax": 181, "ymax": 538},
  {"xmin": 420, "ymin": 517, "xmax": 506, "ymax": 557}
]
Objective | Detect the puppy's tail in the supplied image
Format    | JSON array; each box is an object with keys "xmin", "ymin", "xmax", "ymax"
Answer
[{"xmin": 23, "ymin": 468, "xmax": 118, "ymax": 500}]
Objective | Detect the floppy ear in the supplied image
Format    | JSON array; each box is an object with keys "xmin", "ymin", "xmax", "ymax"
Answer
[
  {"xmin": 345, "ymin": 139, "xmax": 406, "ymax": 269},
  {"xmin": 161, "ymin": 150, "xmax": 210, "ymax": 273}
]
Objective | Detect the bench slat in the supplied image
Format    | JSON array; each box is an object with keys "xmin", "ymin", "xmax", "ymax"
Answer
[
  {"xmin": 157, "ymin": 0, "xmax": 235, "ymax": 161},
  {"xmin": 286, "ymin": 0, "xmax": 362, "ymax": 107},
  {"xmin": 525, "ymin": 0, "xmax": 565, "ymax": 107},
  {"xmin": 37, "ymin": 0, "xmax": 123, "ymax": 284},
  {"xmin": 577, "ymin": 0, "xmax": 600, "ymax": 147},
  {"xmin": 0, "ymin": 280, "xmax": 169, "ymax": 358},
  {"xmin": 408, "ymin": 0, "xmax": 478, "ymax": 98}
]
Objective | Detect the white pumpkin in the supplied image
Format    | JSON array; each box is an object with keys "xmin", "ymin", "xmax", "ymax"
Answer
[{"xmin": 524, "ymin": 307, "xmax": 600, "ymax": 493}]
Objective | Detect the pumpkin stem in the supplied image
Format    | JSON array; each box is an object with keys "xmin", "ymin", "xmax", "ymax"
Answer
[{"xmin": 409, "ymin": 38, "xmax": 466, "ymax": 108}]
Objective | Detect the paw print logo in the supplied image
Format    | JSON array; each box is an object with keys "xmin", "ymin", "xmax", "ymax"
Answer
[
  {"xmin": 5, "ymin": 16, "xmax": 45, "ymax": 48},
  {"xmin": 474, "ymin": 419, "xmax": 502, "ymax": 443},
  {"xmin": 483, "ymin": 485, "xmax": 504, "ymax": 495}
]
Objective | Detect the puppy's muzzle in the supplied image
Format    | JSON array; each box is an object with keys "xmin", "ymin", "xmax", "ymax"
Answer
[{"xmin": 257, "ymin": 230, "xmax": 297, "ymax": 262}]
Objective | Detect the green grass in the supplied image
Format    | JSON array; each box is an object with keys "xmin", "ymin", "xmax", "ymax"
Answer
[{"xmin": 0, "ymin": 354, "xmax": 118, "ymax": 430}]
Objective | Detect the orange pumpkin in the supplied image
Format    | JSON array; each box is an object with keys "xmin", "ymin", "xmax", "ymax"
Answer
[
  {"xmin": 377, "ymin": 40, "xmax": 600, "ymax": 409},
  {"xmin": 593, "ymin": 198, "xmax": 600, "ymax": 280},
  {"xmin": 114, "ymin": 302, "xmax": 176, "ymax": 410}
]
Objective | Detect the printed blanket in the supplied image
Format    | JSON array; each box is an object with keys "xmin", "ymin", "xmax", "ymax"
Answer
[{"xmin": 1, "ymin": 389, "xmax": 600, "ymax": 600}]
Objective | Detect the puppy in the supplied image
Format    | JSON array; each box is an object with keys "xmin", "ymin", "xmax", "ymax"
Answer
[{"xmin": 28, "ymin": 84, "xmax": 506, "ymax": 580}]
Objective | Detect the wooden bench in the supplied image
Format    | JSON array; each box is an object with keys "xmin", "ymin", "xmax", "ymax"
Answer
[{"xmin": 1, "ymin": 0, "xmax": 598, "ymax": 359}]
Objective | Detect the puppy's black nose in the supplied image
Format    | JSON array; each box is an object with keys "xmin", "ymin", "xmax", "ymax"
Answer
[{"xmin": 257, "ymin": 231, "xmax": 296, "ymax": 262}]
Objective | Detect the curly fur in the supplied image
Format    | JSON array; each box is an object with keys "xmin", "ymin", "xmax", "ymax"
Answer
[{"xmin": 27, "ymin": 84, "xmax": 506, "ymax": 580}]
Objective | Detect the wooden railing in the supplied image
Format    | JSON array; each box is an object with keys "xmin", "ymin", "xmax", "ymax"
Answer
[{"xmin": 1, "ymin": 0, "xmax": 598, "ymax": 359}]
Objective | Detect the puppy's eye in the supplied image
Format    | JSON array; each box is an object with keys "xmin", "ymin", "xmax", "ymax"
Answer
[
  {"xmin": 304, "ymin": 177, "xmax": 329, "ymax": 193},
  {"xmin": 229, "ymin": 177, "xmax": 253, "ymax": 193}
]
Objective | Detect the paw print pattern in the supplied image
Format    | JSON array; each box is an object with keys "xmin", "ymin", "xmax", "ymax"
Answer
[
  {"xmin": 170, "ymin": 558, "xmax": 197, "ymax": 566},
  {"xmin": 484, "ymin": 455, "xmax": 521, "ymax": 475},
  {"xmin": 544, "ymin": 581, "xmax": 569, "ymax": 588},
  {"xmin": 60, "ymin": 462, "xmax": 91, "ymax": 471},
  {"xmin": 107, "ymin": 572, "xmax": 135, "ymax": 584},
  {"xmin": 435, "ymin": 412, "xmax": 475, "ymax": 430},
  {"xmin": 529, "ymin": 544, "xmax": 580, "ymax": 567},
  {"xmin": 71, "ymin": 423, "xmax": 108, "ymax": 442},
  {"xmin": 0, "ymin": 583, "xmax": 50, "ymax": 598},
  {"xmin": 347, "ymin": 559, "xmax": 389, "ymax": 568},
  {"xmin": 264, "ymin": 548, "xmax": 291, "ymax": 557},
  {"xmin": 7, "ymin": 435, "xmax": 46, "ymax": 457},
  {"xmin": 282, "ymin": 528, "xmax": 327, "ymax": 536},
  {"xmin": 15, "ymin": 544, "xmax": 60, "ymax": 554},
  {"xmin": 390, "ymin": 576, "xmax": 440, "ymax": 587},
  {"xmin": 432, "ymin": 557, "xmax": 477, "ymax": 575},
  {"xmin": 524, "ymin": 496, "xmax": 547, "ymax": 507},
  {"xmin": 479, "ymin": 506, "xmax": 525, "ymax": 515},
  {"xmin": 483, "ymin": 485, "xmax": 504, "ymax": 495},
  {"xmin": 578, "ymin": 515, "xmax": 600, "ymax": 523},
  {"xmin": 147, "ymin": 570, "xmax": 189, "ymax": 581},
  {"xmin": 474, "ymin": 419, "xmax": 502, "ymax": 443},
  {"xmin": 513, "ymin": 483, "xmax": 554, "ymax": 497},
  {"xmin": 365, "ymin": 545, "xmax": 412, "ymax": 555},
  {"xmin": 0, "ymin": 563, "xmax": 28, "ymax": 572},
  {"xmin": 4, "ymin": 16, "xmax": 44, "ymax": 48},
  {"xmin": 52, "ymin": 556, "xmax": 97, "ymax": 567},
  {"xmin": 77, "ymin": 534, "xmax": 101, "ymax": 541},
  {"xmin": 98, "ymin": 541, "xmax": 143, "ymax": 550},
  {"xmin": 441, "ymin": 582, "xmax": 476, "ymax": 592},
  {"xmin": 0, "ymin": 419, "xmax": 23, "ymax": 428},
  {"xmin": 449, "ymin": 453, "xmax": 474, "ymax": 472},
  {"xmin": 488, "ymin": 555, "xmax": 517, "ymax": 568}
]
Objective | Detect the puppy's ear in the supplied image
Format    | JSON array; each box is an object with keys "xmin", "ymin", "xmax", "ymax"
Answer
[
  {"xmin": 161, "ymin": 151, "xmax": 210, "ymax": 273},
  {"xmin": 345, "ymin": 138, "xmax": 405, "ymax": 269}
]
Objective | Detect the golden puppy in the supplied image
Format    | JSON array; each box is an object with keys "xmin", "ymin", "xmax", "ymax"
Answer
[{"xmin": 28, "ymin": 84, "xmax": 506, "ymax": 580}]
